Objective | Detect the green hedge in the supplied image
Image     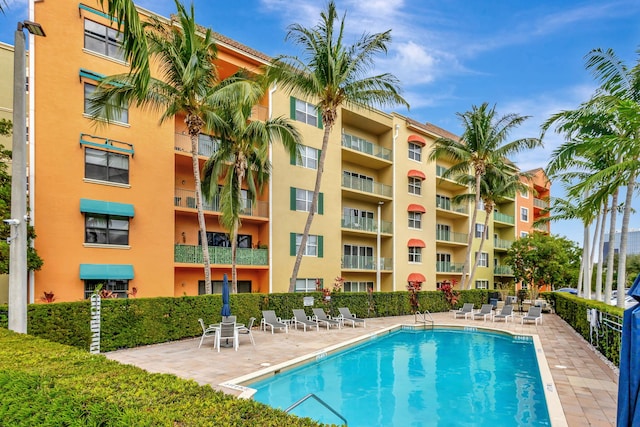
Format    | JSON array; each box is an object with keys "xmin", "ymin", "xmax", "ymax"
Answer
[
  {"xmin": 0, "ymin": 289, "xmax": 491, "ymax": 352},
  {"xmin": 0, "ymin": 328, "xmax": 324, "ymax": 427}
]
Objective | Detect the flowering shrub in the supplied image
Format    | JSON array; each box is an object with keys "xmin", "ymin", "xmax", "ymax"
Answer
[
  {"xmin": 40, "ymin": 291, "xmax": 56, "ymax": 303},
  {"xmin": 440, "ymin": 282, "xmax": 459, "ymax": 306},
  {"xmin": 407, "ymin": 281, "xmax": 422, "ymax": 312},
  {"xmin": 332, "ymin": 276, "xmax": 344, "ymax": 293}
]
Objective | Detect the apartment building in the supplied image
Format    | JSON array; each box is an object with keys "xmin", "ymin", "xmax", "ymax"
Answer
[{"xmin": 24, "ymin": 0, "xmax": 550, "ymax": 302}]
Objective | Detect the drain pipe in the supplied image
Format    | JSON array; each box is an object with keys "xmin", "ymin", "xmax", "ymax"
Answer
[
  {"xmin": 391, "ymin": 123, "xmax": 399, "ymax": 291},
  {"xmin": 268, "ymin": 83, "xmax": 277, "ymax": 293}
]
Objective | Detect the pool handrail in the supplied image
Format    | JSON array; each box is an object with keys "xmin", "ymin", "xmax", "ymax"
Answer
[
  {"xmin": 415, "ymin": 310, "xmax": 434, "ymax": 327},
  {"xmin": 285, "ymin": 393, "xmax": 348, "ymax": 426}
]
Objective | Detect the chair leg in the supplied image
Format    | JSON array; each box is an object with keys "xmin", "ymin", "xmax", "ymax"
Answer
[{"xmin": 199, "ymin": 334, "xmax": 205, "ymax": 348}]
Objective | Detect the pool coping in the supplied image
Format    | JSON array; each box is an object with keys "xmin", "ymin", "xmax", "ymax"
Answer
[{"xmin": 222, "ymin": 322, "xmax": 568, "ymax": 427}]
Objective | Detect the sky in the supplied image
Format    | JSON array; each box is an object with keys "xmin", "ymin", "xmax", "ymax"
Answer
[{"xmin": 1, "ymin": 0, "xmax": 639, "ymax": 247}]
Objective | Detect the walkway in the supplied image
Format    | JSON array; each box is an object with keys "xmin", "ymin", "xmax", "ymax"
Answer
[{"xmin": 106, "ymin": 312, "xmax": 618, "ymax": 426}]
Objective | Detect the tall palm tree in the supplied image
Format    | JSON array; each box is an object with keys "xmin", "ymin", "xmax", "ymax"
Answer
[
  {"xmin": 265, "ymin": 1, "xmax": 409, "ymax": 292},
  {"xmin": 88, "ymin": 1, "xmax": 256, "ymax": 294},
  {"xmin": 429, "ymin": 103, "xmax": 541, "ymax": 289},
  {"xmin": 201, "ymin": 80, "xmax": 302, "ymax": 293}
]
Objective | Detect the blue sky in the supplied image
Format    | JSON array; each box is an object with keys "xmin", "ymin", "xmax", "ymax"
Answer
[{"xmin": 1, "ymin": 0, "xmax": 639, "ymax": 246}]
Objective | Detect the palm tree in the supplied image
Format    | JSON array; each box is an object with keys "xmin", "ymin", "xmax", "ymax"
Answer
[
  {"xmin": 87, "ymin": 1, "xmax": 256, "ymax": 294},
  {"xmin": 429, "ymin": 103, "xmax": 541, "ymax": 289},
  {"xmin": 201, "ymin": 81, "xmax": 302, "ymax": 293},
  {"xmin": 265, "ymin": 1, "xmax": 409, "ymax": 292}
]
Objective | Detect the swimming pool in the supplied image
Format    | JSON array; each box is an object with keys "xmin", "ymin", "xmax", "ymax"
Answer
[{"xmin": 246, "ymin": 327, "xmax": 552, "ymax": 426}]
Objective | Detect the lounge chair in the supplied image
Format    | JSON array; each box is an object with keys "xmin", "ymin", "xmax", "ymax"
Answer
[
  {"xmin": 453, "ymin": 303, "xmax": 475, "ymax": 319},
  {"xmin": 521, "ymin": 306, "xmax": 543, "ymax": 325},
  {"xmin": 492, "ymin": 305, "xmax": 514, "ymax": 323},
  {"xmin": 312, "ymin": 308, "xmax": 341, "ymax": 330},
  {"xmin": 472, "ymin": 304, "xmax": 494, "ymax": 321},
  {"xmin": 337, "ymin": 307, "xmax": 366, "ymax": 328},
  {"xmin": 261, "ymin": 310, "xmax": 288, "ymax": 334},
  {"xmin": 197, "ymin": 318, "xmax": 216, "ymax": 348},
  {"xmin": 292, "ymin": 309, "xmax": 319, "ymax": 331},
  {"xmin": 238, "ymin": 317, "xmax": 256, "ymax": 346},
  {"xmin": 215, "ymin": 321, "xmax": 238, "ymax": 352}
]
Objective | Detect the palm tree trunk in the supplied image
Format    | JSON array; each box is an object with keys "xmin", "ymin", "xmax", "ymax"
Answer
[
  {"xmin": 231, "ymin": 217, "xmax": 238, "ymax": 294},
  {"xmin": 604, "ymin": 189, "xmax": 619, "ymax": 303},
  {"xmin": 589, "ymin": 207, "xmax": 601, "ymax": 281},
  {"xmin": 467, "ymin": 209, "xmax": 491, "ymax": 289},
  {"xmin": 595, "ymin": 199, "xmax": 608, "ymax": 301},
  {"xmin": 289, "ymin": 118, "xmax": 333, "ymax": 292},
  {"xmin": 461, "ymin": 173, "xmax": 482, "ymax": 290},
  {"xmin": 189, "ymin": 131, "xmax": 212, "ymax": 294},
  {"xmin": 616, "ymin": 170, "xmax": 636, "ymax": 308},
  {"xmin": 581, "ymin": 223, "xmax": 590, "ymax": 299}
]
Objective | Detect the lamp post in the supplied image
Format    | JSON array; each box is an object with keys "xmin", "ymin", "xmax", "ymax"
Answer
[{"xmin": 8, "ymin": 20, "xmax": 45, "ymax": 333}]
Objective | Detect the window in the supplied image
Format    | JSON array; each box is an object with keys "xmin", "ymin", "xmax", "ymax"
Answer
[
  {"xmin": 292, "ymin": 98, "xmax": 318, "ymax": 126},
  {"xmin": 408, "ymin": 212, "xmax": 422, "ymax": 229},
  {"xmin": 408, "ymin": 247, "xmax": 422, "ymax": 263},
  {"xmin": 85, "ymin": 147, "xmax": 129, "ymax": 184},
  {"xmin": 343, "ymin": 170, "xmax": 374, "ymax": 192},
  {"xmin": 475, "ymin": 224, "xmax": 489, "ymax": 239},
  {"xmin": 294, "ymin": 188, "xmax": 320, "ymax": 213},
  {"xmin": 296, "ymin": 234, "xmax": 319, "ymax": 256},
  {"xmin": 84, "ymin": 83, "xmax": 128, "ymax": 123},
  {"xmin": 436, "ymin": 224, "xmax": 450, "ymax": 241},
  {"xmin": 84, "ymin": 279, "xmax": 129, "ymax": 299},
  {"xmin": 198, "ymin": 280, "xmax": 252, "ymax": 294},
  {"xmin": 521, "ymin": 207, "xmax": 529, "ymax": 222},
  {"xmin": 343, "ymin": 245, "xmax": 374, "ymax": 269},
  {"xmin": 408, "ymin": 142, "xmax": 422, "ymax": 161},
  {"xmin": 85, "ymin": 213, "xmax": 129, "ymax": 245},
  {"xmin": 521, "ymin": 231, "xmax": 529, "ymax": 238},
  {"xmin": 295, "ymin": 278, "xmax": 319, "ymax": 293},
  {"xmin": 84, "ymin": 19, "xmax": 124, "ymax": 61},
  {"xmin": 408, "ymin": 177, "xmax": 422, "ymax": 195},
  {"xmin": 521, "ymin": 189, "xmax": 529, "ymax": 199},
  {"xmin": 436, "ymin": 194, "xmax": 451, "ymax": 210},
  {"xmin": 344, "ymin": 281, "xmax": 373, "ymax": 292},
  {"xmin": 477, "ymin": 199, "xmax": 484, "ymax": 210},
  {"xmin": 475, "ymin": 280, "xmax": 489, "ymax": 290},
  {"xmin": 343, "ymin": 208, "xmax": 373, "ymax": 229},
  {"xmin": 476, "ymin": 252, "xmax": 489, "ymax": 267},
  {"xmin": 199, "ymin": 232, "xmax": 252, "ymax": 248},
  {"xmin": 293, "ymin": 145, "xmax": 319, "ymax": 169}
]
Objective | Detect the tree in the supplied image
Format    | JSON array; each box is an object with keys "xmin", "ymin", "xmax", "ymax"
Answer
[
  {"xmin": 87, "ymin": 1, "xmax": 258, "ymax": 294},
  {"xmin": 0, "ymin": 119, "xmax": 12, "ymax": 136},
  {"xmin": 429, "ymin": 103, "xmax": 541, "ymax": 289},
  {"xmin": 505, "ymin": 232, "xmax": 581, "ymax": 300},
  {"xmin": 201, "ymin": 80, "xmax": 301, "ymax": 293},
  {"xmin": 265, "ymin": 1, "xmax": 409, "ymax": 292}
]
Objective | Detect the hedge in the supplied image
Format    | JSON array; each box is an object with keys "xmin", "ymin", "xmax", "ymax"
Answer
[{"xmin": 0, "ymin": 328, "xmax": 324, "ymax": 427}]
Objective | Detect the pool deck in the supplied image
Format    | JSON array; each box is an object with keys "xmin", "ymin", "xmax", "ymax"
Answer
[{"xmin": 106, "ymin": 312, "xmax": 618, "ymax": 426}]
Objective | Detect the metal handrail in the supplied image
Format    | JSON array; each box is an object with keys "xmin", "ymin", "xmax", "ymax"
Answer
[
  {"xmin": 285, "ymin": 393, "xmax": 348, "ymax": 426},
  {"xmin": 415, "ymin": 310, "xmax": 434, "ymax": 327}
]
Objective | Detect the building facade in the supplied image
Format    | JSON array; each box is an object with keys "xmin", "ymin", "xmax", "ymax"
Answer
[{"xmin": 26, "ymin": 0, "xmax": 550, "ymax": 302}]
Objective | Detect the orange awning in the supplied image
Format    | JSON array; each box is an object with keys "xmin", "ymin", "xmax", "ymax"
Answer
[
  {"xmin": 407, "ymin": 272, "xmax": 426, "ymax": 283},
  {"xmin": 408, "ymin": 238, "xmax": 426, "ymax": 248},
  {"xmin": 408, "ymin": 134, "xmax": 426, "ymax": 146},
  {"xmin": 407, "ymin": 203, "xmax": 426, "ymax": 213},
  {"xmin": 407, "ymin": 169, "xmax": 426, "ymax": 180}
]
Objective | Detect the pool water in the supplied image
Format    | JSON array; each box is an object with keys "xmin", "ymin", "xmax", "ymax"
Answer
[{"xmin": 250, "ymin": 328, "xmax": 551, "ymax": 427}]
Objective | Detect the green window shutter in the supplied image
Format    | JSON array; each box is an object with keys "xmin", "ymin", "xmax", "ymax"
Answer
[
  {"xmin": 290, "ymin": 187, "xmax": 297, "ymax": 211},
  {"xmin": 318, "ymin": 193, "xmax": 324, "ymax": 215},
  {"xmin": 290, "ymin": 233, "xmax": 297, "ymax": 256},
  {"xmin": 290, "ymin": 97, "xmax": 296, "ymax": 120},
  {"xmin": 318, "ymin": 235, "xmax": 324, "ymax": 258},
  {"xmin": 318, "ymin": 111, "xmax": 323, "ymax": 129}
]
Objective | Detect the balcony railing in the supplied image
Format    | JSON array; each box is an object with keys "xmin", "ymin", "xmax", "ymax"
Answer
[
  {"xmin": 174, "ymin": 133, "xmax": 219, "ymax": 157},
  {"xmin": 342, "ymin": 175, "xmax": 392, "ymax": 198},
  {"xmin": 435, "ymin": 198, "xmax": 468, "ymax": 215},
  {"xmin": 534, "ymin": 223, "xmax": 550, "ymax": 233},
  {"xmin": 436, "ymin": 262, "xmax": 465, "ymax": 273},
  {"xmin": 174, "ymin": 244, "xmax": 268, "ymax": 265},
  {"xmin": 494, "ymin": 238, "xmax": 513, "ymax": 250},
  {"xmin": 436, "ymin": 230, "xmax": 468, "ymax": 244},
  {"xmin": 494, "ymin": 211, "xmax": 515, "ymax": 224},
  {"xmin": 435, "ymin": 165, "xmax": 449, "ymax": 178},
  {"xmin": 174, "ymin": 188, "xmax": 268, "ymax": 218},
  {"xmin": 533, "ymin": 198, "xmax": 549, "ymax": 209},
  {"xmin": 341, "ymin": 216, "xmax": 392, "ymax": 234},
  {"xmin": 342, "ymin": 133, "xmax": 392, "ymax": 161},
  {"xmin": 342, "ymin": 256, "xmax": 392, "ymax": 270},
  {"xmin": 494, "ymin": 265, "xmax": 514, "ymax": 275}
]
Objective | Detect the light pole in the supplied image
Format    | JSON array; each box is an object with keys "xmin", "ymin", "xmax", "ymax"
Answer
[{"xmin": 8, "ymin": 20, "xmax": 45, "ymax": 333}]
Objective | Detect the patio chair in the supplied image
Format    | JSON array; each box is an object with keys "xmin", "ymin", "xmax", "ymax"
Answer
[
  {"xmin": 292, "ymin": 309, "xmax": 319, "ymax": 332},
  {"xmin": 238, "ymin": 317, "xmax": 256, "ymax": 346},
  {"xmin": 492, "ymin": 305, "xmax": 514, "ymax": 323},
  {"xmin": 312, "ymin": 308, "xmax": 341, "ymax": 330},
  {"xmin": 261, "ymin": 310, "xmax": 288, "ymax": 334},
  {"xmin": 453, "ymin": 303, "xmax": 475, "ymax": 319},
  {"xmin": 337, "ymin": 307, "xmax": 366, "ymax": 328},
  {"xmin": 472, "ymin": 304, "xmax": 494, "ymax": 321},
  {"xmin": 521, "ymin": 306, "xmax": 543, "ymax": 325},
  {"xmin": 222, "ymin": 315, "xmax": 236, "ymax": 323},
  {"xmin": 197, "ymin": 318, "xmax": 217, "ymax": 348},
  {"xmin": 215, "ymin": 321, "xmax": 238, "ymax": 352}
]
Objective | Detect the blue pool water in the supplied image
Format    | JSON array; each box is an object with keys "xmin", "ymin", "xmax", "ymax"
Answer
[{"xmin": 250, "ymin": 328, "xmax": 551, "ymax": 427}]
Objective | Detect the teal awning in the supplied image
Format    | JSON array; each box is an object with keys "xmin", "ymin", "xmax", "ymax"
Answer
[
  {"xmin": 80, "ymin": 199, "xmax": 134, "ymax": 217},
  {"xmin": 80, "ymin": 264, "xmax": 134, "ymax": 280}
]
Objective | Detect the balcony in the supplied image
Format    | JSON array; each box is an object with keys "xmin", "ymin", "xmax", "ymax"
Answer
[
  {"xmin": 341, "ymin": 216, "xmax": 392, "ymax": 234},
  {"xmin": 342, "ymin": 256, "xmax": 392, "ymax": 271},
  {"xmin": 435, "ymin": 165, "xmax": 466, "ymax": 190},
  {"xmin": 533, "ymin": 198, "xmax": 549, "ymax": 210},
  {"xmin": 342, "ymin": 133, "xmax": 392, "ymax": 164},
  {"xmin": 494, "ymin": 238, "xmax": 514, "ymax": 251},
  {"xmin": 174, "ymin": 244, "xmax": 268, "ymax": 265},
  {"xmin": 494, "ymin": 265, "xmax": 514, "ymax": 275},
  {"xmin": 436, "ymin": 262, "xmax": 465, "ymax": 273},
  {"xmin": 533, "ymin": 223, "xmax": 550, "ymax": 233},
  {"xmin": 174, "ymin": 133, "xmax": 219, "ymax": 157},
  {"xmin": 435, "ymin": 198, "xmax": 468, "ymax": 218},
  {"xmin": 436, "ymin": 230, "xmax": 468, "ymax": 245},
  {"xmin": 174, "ymin": 188, "xmax": 268, "ymax": 218},
  {"xmin": 342, "ymin": 175, "xmax": 392, "ymax": 199},
  {"xmin": 493, "ymin": 211, "xmax": 515, "ymax": 226}
]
